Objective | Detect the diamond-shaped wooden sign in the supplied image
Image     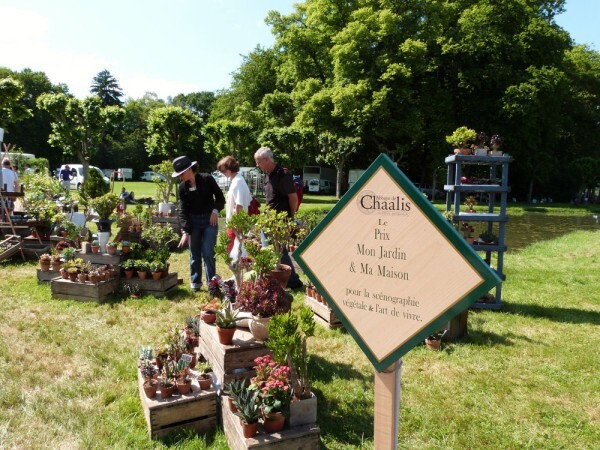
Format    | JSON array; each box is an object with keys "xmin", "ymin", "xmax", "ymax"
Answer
[{"xmin": 294, "ymin": 154, "xmax": 501, "ymax": 371}]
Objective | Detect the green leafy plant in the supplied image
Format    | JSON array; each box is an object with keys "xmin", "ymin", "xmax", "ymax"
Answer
[
  {"xmin": 266, "ymin": 307, "xmax": 316, "ymax": 399},
  {"xmin": 233, "ymin": 388, "xmax": 261, "ymax": 424},
  {"xmin": 244, "ymin": 241, "xmax": 279, "ymax": 278},
  {"xmin": 257, "ymin": 208, "xmax": 295, "ymax": 269},
  {"xmin": 223, "ymin": 377, "xmax": 247, "ymax": 402},
  {"xmin": 89, "ymin": 193, "xmax": 119, "ymax": 220},
  {"xmin": 446, "ymin": 126, "xmax": 477, "ymax": 148},
  {"xmin": 216, "ymin": 302, "xmax": 242, "ymax": 329}
]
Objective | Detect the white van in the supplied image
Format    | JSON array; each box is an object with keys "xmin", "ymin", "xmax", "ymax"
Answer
[{"xmin": 58, "ymin": 164, "xmax": 110, "ymax": 189}]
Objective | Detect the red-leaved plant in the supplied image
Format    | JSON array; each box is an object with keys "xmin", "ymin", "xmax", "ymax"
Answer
[{"xmin": 236, "ymin": 277, "xmax": 287, "ymax": 318}]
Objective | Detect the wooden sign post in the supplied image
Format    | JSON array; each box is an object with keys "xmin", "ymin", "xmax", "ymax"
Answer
[{"xmin": 294, "ymin": 154, "xmax": 500, "ymax": 447}]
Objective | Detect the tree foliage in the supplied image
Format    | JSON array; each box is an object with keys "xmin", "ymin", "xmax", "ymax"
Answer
[
  {"xmin": 145, "ymin": 106, "xmax": 201, "ymax": 159},
  {"xmin": 90, "ymin": 70, "xmax": 124, "ymax": 107}
]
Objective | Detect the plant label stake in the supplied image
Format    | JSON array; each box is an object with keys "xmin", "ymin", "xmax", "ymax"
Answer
[{"xmin": 294, "ymin": 154, "xmax": 500, "ymax": 448}]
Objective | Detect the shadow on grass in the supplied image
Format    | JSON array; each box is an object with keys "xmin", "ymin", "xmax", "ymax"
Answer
[
  {"xmin": 503, "ymin": 302, "xmax": 600, "ymax": 325},
  {"xmin": 523, "ymin": 206, "xmax": 549, "ymax": 213},
  {"xmin": 310, "ymin": 354, "xmax": 374, "ymax": 447}
]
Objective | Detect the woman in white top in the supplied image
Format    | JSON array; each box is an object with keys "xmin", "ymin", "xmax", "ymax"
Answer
[{"xmin": 217, "ymin": 156, "xmax": 252, "ymax": 259}]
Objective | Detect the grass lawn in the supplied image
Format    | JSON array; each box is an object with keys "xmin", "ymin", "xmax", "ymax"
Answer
[{"xmin": 0, "ymin": 203, "xmax": 598, "ymax": 448}]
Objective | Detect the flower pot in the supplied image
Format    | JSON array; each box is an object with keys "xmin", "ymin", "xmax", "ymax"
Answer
[
  {"xmin": 198, "ymin": 374, "xmax": 212, "ymax": 390},
  {"xmin": 91, "ymin": 246, "xmax": 100, "ymax": 254},
  {"xmin": 289, "ymin": 391, "xmax": 317, "ymax": 427},
  {"xmin": 176, "ymin": 378, "xmax": 192, "ymax": 395},
  {"xmin": 97, "ymin": 231, "xmax": 111, "ymax": 253},
  {"xmin": 78, "ymin": 273, "xmax": 87, "ymax": 283},
  {"xmin": 227, "ymin": 395, "xmax": 238, "ymax": 413},
  {"xmin": 152, "ymin": 271, "xmax": 162, "ymax": 281},
  {"xmin": 216, "ymin": 326, "xmax": 236, "ymax": 345},
  {"xmin": 143, "ymin": 379, "xmax": 158, "ymax": 398},
  {"xmin": 39, "ymin": 260, "xmax": 51, "ymax": 271},
  {"xmin": 160, "ymin": 383, "xmax": 175, "ymax": 399},
  {"xmin": 158, "ymin": 202, "xmax": 172, "ymax": 215},
  {"xmin": 61, "ymin": 269, "xmax": 69, "ymax": 280},
  {"xmin": 249, "ymin": 316, "xmax": 271, "ymax": 341},
  {"xmin": 425, "ymin": 338, "xmax": 442, "ymax": 350},
  {"xmin": 241, "ymin": 420, "xmax": 258, "ymax": 438},
  {"xmin": 106, "ymin": 245, "xmax": 117, "ymax": 255},
  {"xmin": 51, "ymin": 262, "xmax": 63, "ymax": 272},
  {"xmin": 262, "ymin": 411, "xmax": 285, "ymax": 433},
  {"xmin": 268, "ymin": 264, "xmax": 292, "ymax": 289},
  {"xmin": 68, "ymin": 272, "xmax": 78, "ymax": 282},
  {"xmin": 81, "ymin": 242, "xmax": 91, "ymax": 254},
  {"xmin": 124, "ymin": 270, "xmax": 134, "ymax": 279},
  {"xmin": 454, "ymin": 147, "xmax": 472, "ymax": 155},
  {"xmin": 201, "ymin": 311, "xmax": 217, "ymax": 324}
]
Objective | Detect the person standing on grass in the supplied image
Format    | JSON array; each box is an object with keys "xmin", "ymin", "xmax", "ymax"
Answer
[
  {"xmin": 217, "ymin": 155, "xmax": 252, "ymax": 258},
  {"xmin": 173, "ymin": 155, "xmax": 225, "ymax": 292},
  {"xmin": 1, "ymin": 158, "xmax": 18, "ymax": 219},
  {"xmin": 253, "ymin": 146, "xmax": 303, "ymax": 290},
  {"xmin": 59, "ymin": 165, "xmax": 73, "ymax": 191}
]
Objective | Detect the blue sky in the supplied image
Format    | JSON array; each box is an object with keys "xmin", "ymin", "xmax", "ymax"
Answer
[{"xmin": 0, "ymin": 0, "xmax": 596, "ymax": 100}]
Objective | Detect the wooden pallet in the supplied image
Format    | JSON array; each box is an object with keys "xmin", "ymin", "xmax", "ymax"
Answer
[
  {"xmin": 221, "ymin": 396, "xmax": 320, "ymax": 450},
  {"xmin": 78, "ymin": 251, "xmax": 122, "ymax": 266},
  {"xmin": 50, "ymin": 277, "xmax": 119, "ymax": 302},
  {"xmin": 138, "ymin": 370, "xmax": 217, "ymax": 440},
  {"xmin": 304, "ymin": 295, "xmax": 342, "ymax": 329},
  {"xmin": 198, "ymin": 320, "xmax": 271, "ymax": 388}
]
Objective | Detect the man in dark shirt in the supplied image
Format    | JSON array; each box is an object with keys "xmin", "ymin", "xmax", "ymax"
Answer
[
  {"xmin": 254, "ymin": 146, "xmax": 302, "ymax": 289},
  {"xmin": 173, "ymin": 155, "xmax": 225, "ymax": 292}
]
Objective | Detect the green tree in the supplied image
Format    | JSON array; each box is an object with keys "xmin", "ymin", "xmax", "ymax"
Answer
[
  {"xmin": 0, "ymin": 76, "xmax": 32, "ymax": 126},
  {"xmin": 90, "ymin": 70, "xmax": 124, "ymax": 106},
  {"xmin": 145, "ymin": 106, "xmax": 201, "ymax": 159},
  {"xmin": 36, "ymin": 93, "xmax": 124, "ymax": 181}
]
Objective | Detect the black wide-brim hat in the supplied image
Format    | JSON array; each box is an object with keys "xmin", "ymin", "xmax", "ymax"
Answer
[{"xmin": 172, "ymin": 156, "xmax": 197, "ymax": 177}]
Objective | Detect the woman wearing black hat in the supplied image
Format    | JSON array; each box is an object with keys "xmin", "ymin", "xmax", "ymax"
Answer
[{"xmin": 172, "ymin": 156, "xmax": 225, "ymax": 292}]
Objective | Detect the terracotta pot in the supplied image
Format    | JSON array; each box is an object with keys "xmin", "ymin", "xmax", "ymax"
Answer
[
  {"xmin": 51, "ymin": 262, "xmax": 63, "ymax": 272},
  {"xmin": 138, "ymin": 270, "xmax": 148, "ymax": 280},
  {"xmin": 124, "ymin": 270, "xmax": 134, "ymax": 279},
  {"xmin": 249, "ymin": 316, "xmax": 271, "ymax": 341},
  {"xmin": 160, "ymin": 383, "xmax": 175, "ymax": 399},
  {"xmin": 89, "ymin": 274, "xmax": 100, "ymax": 285},
  {"xmin": 216, "ymin": 326, "xmax": 236, "ymax": 345},
  {"xmin": 39, "ymin": 260, "xmax": 51, "ymax": 271},
  {"xmin": 68, "ymin": 272, "xmax": 78, "ymax": 282},
  {"xmin": 106, "ymin": 245, "xmax": 117, "ymax": 255},
  {"xmin": 176, "ymin": 378, "xmax": 192, "ymax": 395},
  {"xmin": 262, "ymin": 411, "xmax": 285, "ymax": 433},
  {"xmin": 268, "ymin": 264, "xmax": 292, "ymax": 289},
  {"xmin": 201, "ymin": 311, "xmax": 217, "ymax": 324},
  {"xmin": 91, "ymin": 246, "xmax": 100, "ymax": 254},
  {"xmin": 143, "ymin": 379, "xmax": 158, "ymax": 398},
  {"xmin": 152, "ymin": 271, "xmax": 162, "ymax": 281},
  {"xmin": 241, "ymin": 420, "xmax": 258, "ymax": 438},
  {"xmin": 78, "ymin": 273, "xmax": 87, "ymax": 283},
  {"xmin": 227, "ymin": 395, "xmax": 238, "ymax": 413},
  {"xmin": 425, "ymin": 338, "xmax": 442, "ymax": 350},
  {"xmin": 198, "ymin": 374, "xmax": 212, "ymax": 390},
  {"xmin": 61, "ymin": 269, "xmax": 69, "ymax": 280}
]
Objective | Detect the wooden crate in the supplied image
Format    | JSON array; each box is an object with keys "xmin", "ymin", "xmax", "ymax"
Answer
[
  {"xmin": 441, "ymin": 309, "xmax": 468, "ymax": 341},
  {"xmin": 122, "ymin": 272, "xmax": 179, "ymax": 297},
  {"xmin": 304, "ymin": 295, "xmax": 342, "ymax": 329},
  {"xmin": 138, "ymin": 370, "xmax": 217, "ymax": 440},
  {"xmin": 0, "ymin": 236, "xmax": 22, "ymax": 261},
  {"xmin": 37, "ymin": 268, "xmax": 61, "ymax": 283},
  {"xmin": 198, "ymin": 320, "xmax": 271, "ymax": 388},
  {"xmin": 221, "ymin": 397, "xmax": 320, "ymax": 450},
  {"xmin": 50, "ymin": 277, "xmax": 119, "ymax": 302}
]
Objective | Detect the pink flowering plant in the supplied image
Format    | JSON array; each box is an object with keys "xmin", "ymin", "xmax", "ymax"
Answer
[{"xmin": 250, "ymin": 354, "xmax": 291, "ymax": 415}]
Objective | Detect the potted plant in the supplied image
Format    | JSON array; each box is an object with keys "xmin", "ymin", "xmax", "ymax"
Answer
[
  {"xmin": 215, "ymin": 302, "xmax": 241, "ymax": 345},
  {"xmin": 149, "ymin": 161, "xmax": 176, "ymax": 215},
  {"xmin": 473, "ymin": 131, "xmax": 489, "ymax": 156},
  {"xmin": 149, "ymin": 260, "xmax": 163, "ymax": 280},
  {"xmin": 196, "ymin": 361, "xmax": 213, "ymax": 390},
  {"xmin": 67, "ymin": 266, "xmax": 79, "ymax": 282},
  {"xmin": 256, "ymin": 208, "xmax": 296, "ymax": 287},
  {"xmin": 39, "ymin": 253, "xmax": 52, "ymax": 271},
  {"xmin": 489, "ymin": 134, "xmax": 504, "ymax": 155},
  {"xmin": 105, "ymin": 241, "xmax": 118, "ymax": 255},
  {"xmin": 89, "ymin": 193, "xmax": 119, "ymax": 232},
  {"xmin": 236, "ymin": 277, "xmax": 289, "ymax": 341},
  {"xmin": 478, "ymin": 230, "xmax": 498, "ymax": 245},
  {"xmin": 460, "ymin": 222, "xmax": 475, "ymax": 245},
  {"xmin": 266, "ymin": 307, "xmax": 317, "ymax": 426},
  {"xmin": 121, "ymin": 240, "xmax": 131, "ymax": 254},
  {"xmin": 91, "ymin": 239, "xmax": 100, "ymax": 254},
  {"xmin": 174, "ymin": 359, "xmax": 192, "ymax": 395},
  {"xmin": 135, "ymin": 260, "xmax": 149, "ymax": 280},
  {"xmin": 160, "ymin": 359, "xmax": 176, "ymax": 399},
  {"xmin": 249, "ymin": 354, "xmax": 291, "ymax": 433},
  {"xmin": 446, "ymin": 126, "xmax": 477, "ymax": 155},
  {"xmin": 464, "ymin": 195, "xmax": 478, "ymax": 213},
  {"xmin": 60, "ymin": 247, "xmax": 77, "ymax": 262},
  {"xmin": 199, "ymin": 297, "xmax": 221, "ymax": 324},
  {"xmin": 233, "ymin": 388, "xmax": 261, "ymax": 438},
  {"xmin": 123, "ymin": 282, "xmax": 141, "ymax": 298},
  {"xmin": 223, "ymin": 377, "xmax": 247, "ymax": 413},
  {"xmin": 120, "ymin": 259, "xmax": 136, "ymax": 279},
  {"xmin": 424, "ymin": 330, "xmax": 447, "ymax": 350}
]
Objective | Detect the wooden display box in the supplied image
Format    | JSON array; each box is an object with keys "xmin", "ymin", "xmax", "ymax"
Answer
[
  {"xmin": 304, "ymin": 294, "xmax": 342, "ymax": 329},
  {"xmin": 221, "ymin": 397, "xmax": 320, "ymax": 450},
  {"xmin": 0, "ymin": 236, "xmax": 22, "ymax": 261},
  {"xmin": 50, "ymin": 277, "xmax": 119, "ymax": 302},
  {"xmin": 123, "ymin": 272, "xmax": 179, "ymax": 297},
  {"xmin": 137, "ymin": 370, "xmax": 217, "ymax": 440},
  {"xmin": 442, "ymin": 309, "xmax": 468, "ymax": 341},
  {"xmin": 198, "ymin": 320, "xmax": 271, "ymax": 387},
  {"xmin": 37, "ymin": 268, "xmax": 61, "ymax": 283}
]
